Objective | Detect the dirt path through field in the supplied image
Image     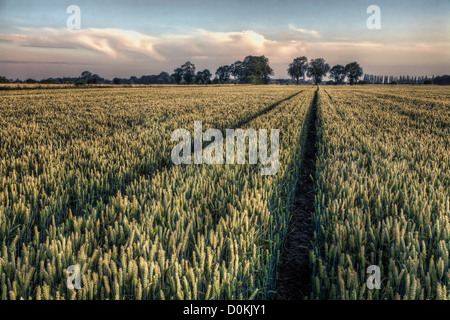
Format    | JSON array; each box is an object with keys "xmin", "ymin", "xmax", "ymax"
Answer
[{"xmin": 275, "ymin": 89, "xmax": 318, "ymax": 299}]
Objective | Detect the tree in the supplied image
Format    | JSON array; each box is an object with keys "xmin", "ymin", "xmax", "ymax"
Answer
[
  {"xmin": 113, "ymin": 78, "xmax": 121, "ymax": 85},
  {"xmin": 180, "ymin": 61, "xmax": 196, "ymax": 84},
  {"xmin": 215, "ymin": 65, "xmax": 231, "ymax": 84},
  {"xmin": 195, "ymin": 72, "xmax": 203, "ymax": 84},
  {"xmin": 78, "ymin": 71, "xmax": 104, "ymax": 84},
  {"xmin": 195, "ymin": 69, "xmax": 212, "ymax": 84},
  {"xmin": 0, "ymin": 75, "xmax": 10, "ymax": 83},
  {"xmin": 156, "ymin": 72, "xmax": 172, "ymax": 84},
  {"xmin": 218, "ymin": 57, "xmax": 274, "ymax": 84},
  {"xmin": 329, "ymin": 65, "xmax": 347, "ymax": 84},
  {"xmin": 307, "ymin": 58, "xmax": 330, "ymax": 85},
  {"xmin": 201, "ymin": 69, "xmax": 212, "ymax": 84},
  {"xmin": 212, "ymin": 77, "xmax": 220, "ymax": 84},
  {"xmin": 345, "ymin": 62, "xmax": 363, "ymax": 85},
  {"xmin": 242, "ymin": 55, "xmax": 274, "ymax": 84},
  {"xmin": 89, "ymin": 73, "xmax": 103, "ymax": 84},
  {"xmin": 287, "ymin": 56, "xmax": 308, "ymax": 85},
  {"xmin": 81, "ymin": 71, "xmax": 92, "ymax": 78},
  {"xmin": 230, "ymin": 61, "xmax": 245, "ymax": 83},
  {"xmin": 80, "ymin": 71, "xmax": 93, "ymax": 83},
  {"xmin": 433, "ymin": 75, "xmax": 450, "ymax": 85},
  {"xmin": 129, "ymin": 76, "xmax": 138, "ymax": 84},
  {"xmin": 172, "ymin": 67, "xmax": 183, "ymax": 84},
  {"xmin": 138, "ymin": 72, "xmax": 173, "ymax": 84}
]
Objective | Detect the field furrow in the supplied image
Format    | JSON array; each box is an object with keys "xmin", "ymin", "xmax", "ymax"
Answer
[
  {"xmin": 0, "ymin": 86, "xmax": 315, "ymax": 300},
  {"xmin": 0, "ymin": 86, "xmax": 301, "ymax": 246}
]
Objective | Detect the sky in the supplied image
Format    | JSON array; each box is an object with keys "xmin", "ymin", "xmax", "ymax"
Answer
[{"xmin": 0, "ymin": 0, "xmax": 449, "ymax": 80}]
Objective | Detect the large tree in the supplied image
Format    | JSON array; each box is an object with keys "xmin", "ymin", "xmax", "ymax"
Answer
[
  {"xmin": 307, "ymin": 58, "xmax": 330, "ymax": 85},
  {"xmin": 215, "ymin": 65, "xmax": 232, "ymax": 84},
  {"xmin": 329, "ymin": 64, "xmax": 347, "ymax": 84},
  {"xmin": 180, "ymin": 61, "xmax": 196, "ymax": 84},
  {"xmin": 242, "ymin": 55, "xmax": 274, "ymax": 84},
  {"xmin": 230, "ymin": 61, "xmax": 245, "ymax": 83},
  {"xmin": 287, "ymin": 56, "xmax": 308, "ymax": 85},
  {"xmin": 345, "ymin": 62, "xmax": 363, "ymax": 85},
  {"xmin": 195, "ymin": 69, "xmax": 212, "ymax": 84},
  {"xmin": 172, "ymin": 67, "xmax": 183, "ymax": 84}
]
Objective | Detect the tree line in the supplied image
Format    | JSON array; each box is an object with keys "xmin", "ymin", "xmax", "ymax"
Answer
[
  {"xmin": 1, "ymin": 55, "xmax": 447, "ymax": 85},
  {"xmin": 169, "ymin": 56, "xmax": 363, "ymax": 85},
  {"xmin": 362, "ymin": 74, "xmax": 443, "ymax": 85},
  {"xmin": 171, "ymin": 56, "xmax": 274, "ymax": 85},
  {"xmin": 287, "ymin": 57, "xmax": 364, "ymax": 85}
]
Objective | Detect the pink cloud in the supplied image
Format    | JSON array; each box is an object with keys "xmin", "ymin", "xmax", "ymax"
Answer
[{"xmin": 0, "ymin": 27, "xmax": 448, "ymax": 79}]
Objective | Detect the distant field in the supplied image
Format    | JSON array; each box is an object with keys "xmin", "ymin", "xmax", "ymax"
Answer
[
  {"xmin": 0, "ymin": 85, "xmax": 449, "ymax": 300},
  {"xmin": 0, "ymin": 83, "xmax": 259, "ymax": 90}
]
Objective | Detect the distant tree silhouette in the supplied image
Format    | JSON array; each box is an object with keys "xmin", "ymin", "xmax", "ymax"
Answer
[
  {"xmin": 157, "ymin": 72, "xmax": 172, "ymax": 84},
  {"xmin": 329, "ymin": 65, "xmax": 347, "ymax": 84},
  {"xmin": 196, "ymin": 69, "xmax": 212, "ymax": 84},
  {"xmin": 215, "ymin": 65, "xmax": 232, "ymax": 84},
  {"xmin": 230, "ymin": 61, "xmax": 245, "ymax": 83},
  {"xmin": 180, "ymin": 61, "xmax": 196, "ymax": 84},
  {"xmin": 172, "ymin": 68, "xmax": 183, "ymax": 84},
  {"xmin": 433, "ymin": 75, "xmax": 450, "ymax": 85},
  {"xmin": 81, "ymin": 71, "xmax": 92, "ymax": 78},
  {"xmin": 307, "ymin": 58, "xmax": 330, "ymax": 85},
  {"xmin": 287, "ymin": 56, "xmax": 308, "ymax": 85},
  {"xmin": 345, "ymin": 62, "xmax": 363, "ymax": 85},
  {"xmin": 171, "ymin": 62, "xmax": 196, "ymax": 84},
  {"xmin": 130, "ymin": 76, "xmax": 138, "ymax": 84}
]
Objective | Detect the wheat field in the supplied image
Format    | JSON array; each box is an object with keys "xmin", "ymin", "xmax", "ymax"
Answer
[{"xmin": 0, "ymin": 85, "xmax": 449, "ymax": 299}]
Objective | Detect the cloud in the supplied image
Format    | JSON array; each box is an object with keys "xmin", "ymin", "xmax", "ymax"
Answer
[
  {"xmin": 288, "ymin": 24, "xmax": 320, "ymax": 38},
  {"xmin": 0, "ymin": 26, "xmax": 448, "ymax": 79},
  {"xmin": 0, "ymin": 27, "xmax": 164, "ymax": 61},
  {"xmin": 0, "ymin": 27, "xmax": 304, "ymax": 71}
]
